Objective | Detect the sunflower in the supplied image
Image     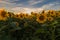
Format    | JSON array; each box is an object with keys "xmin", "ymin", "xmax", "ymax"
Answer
[
  {"xmin": 31, "ymin": 12, "xmax": 39, "ymax": 16},
  {"xmin": 49, "ymin": 10, "xmax": 56, "ymax": 17},
  {"xmin": 0, "ymin": 11, "xmax": 7, "ymax": 17},
  {"xmin": 56, "ymin": 12, "xmax": 60, "ymax": 17},
  {"xmin": 0, "ymin": 16, "xmax": 7, "ymax": 21},
  {"xmin": 47, "ymin": 17, "xmax": 53, "ymax": 21},
  {"xmin": 41, "ymin": 12, "xmax": 48, "ymax": 16},
  {"xmin": 24, "ymin": 13, "xmax": 29, "ymax": 18},
  {"xmin": 8, "ymin": 12, "xmax": 14, "ymax": 17},
  {"xmin": 19, "ymin": 13, "xmax": 24, "ymax": 19},
  {"xmin": 31, "ymin": 12, "xmax": 34, "ymax": 15},
  {"xmin": 41, "ymin": 10, "xmax": 45, "ymax": 13},
  {"xmin": 0, "ymin": 9, "xmax": 8, "ymax": 21},
  {"xmin": 14, "ymin": 14, "xmax": 19, "ymax": 18},
  {"xmin": 36, "ymin": 14, "xmax": 47, "ymax": 23},
  {"xmin": 33, "ymin": 13, "xmax": 39, "ymax": 16}
]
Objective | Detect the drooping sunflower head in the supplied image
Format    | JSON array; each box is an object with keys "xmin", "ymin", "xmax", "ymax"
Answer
[
  {"xmin": 36, "ymin": 14, "xmax": 47, "ymax": 23},
  {"xmin": 31, "ymin": 12, "xmax": 38, "ymax": 16},
  {"xmin": 31, "ymin": 12, "xmax": 34, "ymax": 15},
  {"xmin": 7, "ymin": 12, "xmax": 14, "ymax": 17},
  {"xmin": 41, "ymin": 10, "xmax": 45, "ymax": 13}
]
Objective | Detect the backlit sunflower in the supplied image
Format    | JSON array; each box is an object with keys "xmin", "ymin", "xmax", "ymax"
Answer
[
  {"xmin": 0, "ymin": 16, "xmax": 7, "ymax": 21},
  {"xmin": 36, "ymin": 14, "xmax": 47, "ymax": 23},
  {"xmin": 24, "ymin": 13, "xmax": 29, "ymax": 18},
  {"xmin": 0, "ymin": 9, "xmax": 8, "ymax": 20},
  {"xmin": 8, "ymin": 12, "xmax": 14, "ymax": 17},
  {"xmin": 47, "ymin": 17, "xmax": 53, "ymax": 21},
  {"xmin": 31, "ymin": 12, "xmax": 34, "ymax": 15},
  {"xmin": 42, "ymin": 10, "xmax": 45, "ymax": 13},
  {"xmin": 19, "ymin": 13, "xmax": 24, "ymax": 19},
  {"xmin": 31, "ymin": 12, "xmax": 39, "ymax": 17},
  {"xmin": 14, "ymin": 14, "xmax": 19, "ymax": 18}
]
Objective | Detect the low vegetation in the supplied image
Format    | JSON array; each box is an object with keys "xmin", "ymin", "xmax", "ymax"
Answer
[{"xmin": 0, "ymin": 9, "xmax": 60, "ymax": 40}]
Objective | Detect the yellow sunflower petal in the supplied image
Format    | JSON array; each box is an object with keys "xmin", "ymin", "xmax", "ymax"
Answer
[{"xmin": 36, "ymin": 14, "xmax": 47, "ymax": 23}]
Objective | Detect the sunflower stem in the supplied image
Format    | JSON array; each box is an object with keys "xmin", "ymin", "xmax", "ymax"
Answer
[{"xmin": 51, "ymin": 26, "xmax": 55, "ymax": 40}]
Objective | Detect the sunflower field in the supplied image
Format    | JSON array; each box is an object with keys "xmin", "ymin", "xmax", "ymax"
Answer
[{"xmin": 0, "ymin": 9, "xmax": 60, "ymax": 40}]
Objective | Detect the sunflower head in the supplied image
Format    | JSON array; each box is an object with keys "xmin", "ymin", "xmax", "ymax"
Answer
[
  {"xmin": 0, "ymin": 9, "xmax": 8, "ymax": 21},
  {"xmin": 14, "ymin": 14, "xmax": 20, "ymax": 19},
  {"xmin": 47, "ymin": 17, "xmax": 53, "ymax": 21},
  {"xmin": 8, "ymin": 12, "xmax": 14, "ymax": 17},
  {"xmin": 0, "ymin": 10, "xmax": 7, "ymax": 17},
  {"xmin": 42, "ymin": 10, "xmax": 45, "ymax": 13},
  {"xmin": 36, "ymin": 14, "xmax": 47, "ymax": 23},
  {"xmin": 56, "ymin": 12, "xmax": 60, "ymax": 18},
  {"xmin": 19, "ymin": 13, "xmax": 24, "ymax": 19},
  {"xmin": 31, "ymin": 12, "xmax": 34, "ymax": 15},
  {"xmin": 17, "ymin": 14, "xmax": 19, "ymax": 17},
  {"xmin": 24, "ymin": 13, "xmax": 29, "ymax": 18},
  {"xmin": 49, "ymin": 10, "xmax": 56, "ymax": 17}
]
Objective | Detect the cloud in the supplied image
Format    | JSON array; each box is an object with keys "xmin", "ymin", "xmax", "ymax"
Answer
[
  {"xmin": 40, "ymin": 2, "xmax": 60, "ymax": 10},
  {"xmin": 41, "ymin": 4, "xmax": 54, "ymax": 9},
  {"xmin": 11, "ymin": 7, "xmax": 43, "ymax": 14},
  {"xmin": 2, "ymin": 0, "xmax": 19, "ymax": 3},
  {"xmin": 28, "ymin": 0, "xmax": 44, "ymax": 5},
  {"xmin": 0, "ymin": 0, "xmax": 17, "ymax": 8},
  {"xmin": 0, "ymin": 0, "xmax": 60, "ymax": 14},
  {"xmin": 8, "ymin": 1, "xmax": 60, "ymax": 14},
  {"xmin": 0, "ymin": 0, "xmax": 23, "ymax": 10},
  {"xmin": 0, "ymin": 1, "xmax": 16, "ymax": 5}
]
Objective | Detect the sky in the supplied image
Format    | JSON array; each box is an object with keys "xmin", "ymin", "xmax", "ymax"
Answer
[{"xmin": 0, "ymin": 0, "xmax": 60, "ymax": 14}]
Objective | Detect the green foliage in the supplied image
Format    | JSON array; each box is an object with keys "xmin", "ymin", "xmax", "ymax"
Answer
[{"xmin": 0, "ymin": 10, "xmax": 60, "ymax": 40}]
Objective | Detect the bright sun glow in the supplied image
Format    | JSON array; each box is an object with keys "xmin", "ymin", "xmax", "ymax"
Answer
[{"xmin": 26, "ymin": 10, "xmax": 31, "ymax": 14}]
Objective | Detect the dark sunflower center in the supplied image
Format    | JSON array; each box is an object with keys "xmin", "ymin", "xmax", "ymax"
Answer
[
  {"xmin": 39, "ymin": 15, "xmax": 45, "ymax": 20},
  {"xmin": 20, "ymin": 15, "xmax": 23, "ymax": 17},
  {"xmin": 1, "ymin": 11, "xmax": 6, "ymax": 17},
  {"xmin": 51, "ymin": 12, "xmax": 53, "ymax": 14},
  {"xmin": 16, "ymin": 15, "xmax": 19, "ymax": 17},
  {"xmin": 49, "ymin": 18, "xmax": 51, "ymax": 20}
]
